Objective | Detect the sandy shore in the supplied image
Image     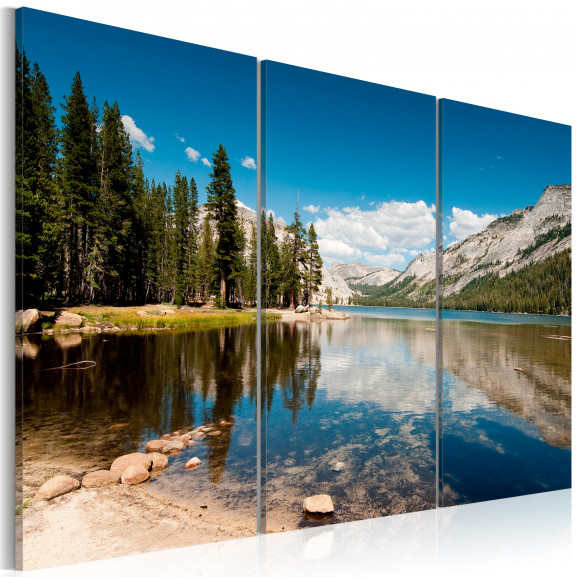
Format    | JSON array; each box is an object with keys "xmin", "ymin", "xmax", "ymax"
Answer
[
  {"xmin": 265, "ymin": 308, "xmax": 349, "ymax": 322},
  {"xmin": 18, "ymin": 459, "xmax": 256, "ymax": 570}
]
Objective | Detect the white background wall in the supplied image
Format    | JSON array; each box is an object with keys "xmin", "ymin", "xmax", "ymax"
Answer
[{"xmin": 1, "ymin": 1, "xmax": 576, "ymax": 576}]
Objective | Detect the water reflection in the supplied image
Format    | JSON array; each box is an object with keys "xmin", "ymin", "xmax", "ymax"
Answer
[{"xmin": 441, "ymin": 318, "xmax": 571, "ymax": 505}]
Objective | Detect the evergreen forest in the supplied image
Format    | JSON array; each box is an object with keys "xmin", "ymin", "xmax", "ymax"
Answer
[{"xmin": 16, "ymin": 49, "xmax": 323, "ymax": 310}]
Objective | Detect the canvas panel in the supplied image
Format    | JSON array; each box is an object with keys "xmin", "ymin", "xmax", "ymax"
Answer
[
  {"xmin": 260, "ymin": 60, "xmax": 437, "ymax": 533},
  {"xmin": 439, "ymin": 99, "xmax": 571, "ymax": 507},
  {"xmin": 15, "ymin": 8, "xmax": 257, "ymax": 569}
]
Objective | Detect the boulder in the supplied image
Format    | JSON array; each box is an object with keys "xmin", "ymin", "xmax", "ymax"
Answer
[
  {"xmin": 149, "ymin": 452, "xmax": 169, "ymax": 470},
  {"xmin": 121, "ymin": 464, "xmax": 150, "ymax": 485},
  {"xmin": 191, "ymin": 431, "xmax": 206, "ymax": 440},
  {"xmin": 332, "ymin": 462, "xmax": 346, "ymax": 472},
  {"xmin": 110, "ymin": 452, "xmax": 152, "ymax": 475},
  {"xmin": 172, "ymin": 433, "xmax": 192, "ymax": 443},
  {"xmin": 303, "ymin": 494, "xmax": 334, "ymax": 516},
  {"xmin": 161, "ymin": 440, "xmax": 186, "ymax": 454},
  {"xmin": 15, "ymin": 309, "xmax": 42, "ymax": 333},
  {"xmin": 136, "ymin": 311, "xmax": 149, "ymax": 316},
  {"xmin": 145, "ymin": 439, "xmax": 169, "ymax": 453},
  {"xmin": 207, "ymin": 430, "xmax": 222, "ymax": 437},
  {"xmin": 161, "ymin": 309, "xmax": 175, "ymax": 315},
  {"xmin": 82, "ymin": 470, "xmax": 121, "ymax": 488},
  {"xmin": 295, "ymin": 305, "xmax": 305, "ymax": 313},
  {"xmin": 185, "ymin": 457, "xmax": 202, "ymax": 469},
  {"xmin": 35, "ymin": 475, "xmax": 80, "ymax": 501},
  {"xmin": 54, "ymin": 311, "xmax": 84, "ymax": 328}
]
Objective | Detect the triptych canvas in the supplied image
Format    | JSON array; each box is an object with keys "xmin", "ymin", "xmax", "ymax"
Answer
[{"xmin": 15, "ymin": 8, "xmax": 571, "ymax": 570}]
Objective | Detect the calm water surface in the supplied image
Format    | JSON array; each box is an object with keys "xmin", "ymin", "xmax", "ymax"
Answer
[{"xmin": 16, "ymin": 306, "xmax": 571, "ymax": 530}]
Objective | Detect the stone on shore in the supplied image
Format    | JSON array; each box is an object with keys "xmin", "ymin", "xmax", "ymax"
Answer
[
  {"xmin": 149, "ymin": 452, "xmax": 169, "ymax": 470},
  {"xmin": 136, "ymin": 311, "xmax": 149, "ymax": 316},
  {"xmin": 110, "ymin": 452, "xmax": 152, "ymax": 475},
  {"xmin": 35, "ymin": 475, "xmax": 80, "ymax": 501},
  {"xmin": 145, "ymin": 439, "xmax": 169, "ymax": 453},
  {"xmin": 16, "ymin": 309, "xmax": 42, "ymax": 333},
  {"xmin": 191, "ymin": 431, "xmax": 206, "ymax": 440},
  {"xmin": 54, "ymin": 311, "xmax": 84, "ymax": 328},
  {"xmin": 207, "ymin": 430, "xmax": 222, "ymax": 437},
  {"xmin": 121, "ymin": 464, "xmax": 150, "ymax": 485},
  {"xmin": 185, "ymin": 457, "xmax": 202, "ymax": 469},
  {"xmin": 82, "ymin": 470, "xmax": 121, "ymax": 488},
  {"xmin": 295, "ymin": 305, "xmax": 305, "ymax": 313},
  {"xmin": 303, "ymin": 494, "xmax": 334, "ymax": 516}
]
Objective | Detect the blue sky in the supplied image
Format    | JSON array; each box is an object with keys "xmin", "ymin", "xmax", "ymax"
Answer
[
  {"xmin": 264, "ymin": 61, "xmax": 436, "ymax": 270},
  {"xmin": 18, "ymin": 8, "xmax": 257, "ymax": 208},
  {"xmin": 441, "ymin": 100, "xmax": 571, "ymax": 244}
]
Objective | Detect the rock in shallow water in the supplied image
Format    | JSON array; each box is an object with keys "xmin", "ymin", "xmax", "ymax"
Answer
[
  {"xmin": 185, "ymin": 457, "xmax": 202, "ymax": 469},
  {"xmin": 145, "ymin": 439, "xmax": 169, "ymax": 453},
  {"xmin": 332, "ymin": 462, "xmax": 346, "ymax": 472},
  {"xmin": 303, "ymin": 494, "xmax": 334, "ymax": 516},
  {"xmin": 35, "ymin": 475, "xmax": 80, "ymax": 501},
  {"xmin": 149, "ymin": 452, "xmax": 169, "ymax": 470}
]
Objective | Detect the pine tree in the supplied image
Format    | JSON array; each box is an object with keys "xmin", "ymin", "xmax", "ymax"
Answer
[
  {"xmin": 59, "ymin": 71, "xmax": 99, "ymax": 302},
  {"xmin": 185, "ymin": 177, "xmax": 199, "ymax": 301},
  {"xmin": 244, "ymin": 223, "xmax": 258, "ymax": 306},
  {"xmin": 326, "ymin": 287, "xmax": 334, "ymax": 311},
  {"xmin": 303, "ymin": 222, "xmax": 323, "ymax": 305},
  {"xmin": 197, "ymin": 215, "xmax": 215, "ymax": 301},
  {"xmin": 206, "ymin": 144, "xmax": 242, "ymax": 307},
  {"xmin": 97, "ymin": 100, "xmax": 135, "ymax": 303},
  {"xmin": 283, "ymin": 204, "xmax": 307, "ymax": 308}
]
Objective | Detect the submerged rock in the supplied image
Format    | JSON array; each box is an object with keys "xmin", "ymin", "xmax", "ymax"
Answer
[
  {"xmin": 207, "ymin": 430, "xmax": 222, "ymax": 437},
  {"xmin": 35, "ymin": 475, "xmax": 80, "ymax": 501},
  {"xmin": 332, "ymin": 462, "xmax": 346, "ymax": 472},
  {"xmin": 303, "ymin": 494, "xmax": 334, "ymax": 516},
  {"xmin": 82, "ymin": 470, "xmax": 121, "ymax": 488},
  {"xmin": 121, "ymin": 464, "xmax": 150, "ymax": 485}
]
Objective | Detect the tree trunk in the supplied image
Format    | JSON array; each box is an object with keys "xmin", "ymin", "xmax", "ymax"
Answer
[{"xmin": 220, "ymin": 269, "xmax": 226, "ymax": 307}]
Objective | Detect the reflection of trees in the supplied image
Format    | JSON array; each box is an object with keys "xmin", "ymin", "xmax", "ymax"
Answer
[
  {"xmin": 264, "ymin": 322, "xmax": 322, "ymax": 425},
  {"xmin": 18, "ymin": 326, "xmax": 257, "ymax": 476}
]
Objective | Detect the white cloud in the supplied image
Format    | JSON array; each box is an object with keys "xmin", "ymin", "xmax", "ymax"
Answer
[
  {"xmin": 314, "ymin": 200, "xmax": 435, "ymax": 253},
  {"xmin": 449, "ymin": 207, "xmax": 497, "ymax": 240},
  {"xmin": 175, "ymin": 133, "xmax": 185, "ymax": 143},
  {"xmin": 241, "ymin": 156, "xmax": 256, "ymax": 170},
  {"xmin": 201, "ymin": 157, "xmax": 211, "ymax": 167},
  {"xmin": 185, "ymin": 147, "xmax": 201, "ymax": 162},
  {"xmin": 303, "ymin": 204, "xmax": 320, "ymax": 214},
  {"xmin": 121, "ymin": 116, "xmax": 155, "ymax": 152}
]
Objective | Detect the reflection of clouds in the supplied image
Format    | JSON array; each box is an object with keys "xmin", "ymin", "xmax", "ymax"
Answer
[{"xmin": 312, "ymin": 319, "xmax": 436, "ymax": 414}]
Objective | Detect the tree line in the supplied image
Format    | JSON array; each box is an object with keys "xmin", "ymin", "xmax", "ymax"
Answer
[
  {"xmin": 442, "ymin": 249, "xmax": 571, "ymax": 316},
  {"xmin": 16, "ymin": 49, "xmax": 323, "ymax": 309}
]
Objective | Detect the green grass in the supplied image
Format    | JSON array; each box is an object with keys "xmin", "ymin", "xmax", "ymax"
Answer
[
  {"xmin": 15, "ymin": 499, "xmax": 30, "ymax": 516},
  {"xmin": 67, "ymin": 306, "xmax": 281, "ymax": 331}
]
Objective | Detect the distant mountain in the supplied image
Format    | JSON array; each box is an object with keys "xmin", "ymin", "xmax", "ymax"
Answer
[
  {"xmin": 349, "ymin": 184, "xmax": 571, "ymax": 312},
  {"xmin": 329, "ymin": 261, "xmax": 401, "ymax": 286}
]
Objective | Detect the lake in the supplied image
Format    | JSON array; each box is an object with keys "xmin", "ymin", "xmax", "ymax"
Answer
[{"xmin": 16, "ymin": 306, "xmax": 570, "ymax": 533}]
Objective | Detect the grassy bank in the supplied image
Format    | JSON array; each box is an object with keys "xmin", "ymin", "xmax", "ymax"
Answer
[{"xmin": 54, "ymin": 306, "xmax": 280, "ymax": 331}]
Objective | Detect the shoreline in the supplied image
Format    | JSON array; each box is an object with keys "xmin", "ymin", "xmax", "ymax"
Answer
[{"xmin": 19, "ymin": 457, "xmax": 256, "ymax": 570}]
